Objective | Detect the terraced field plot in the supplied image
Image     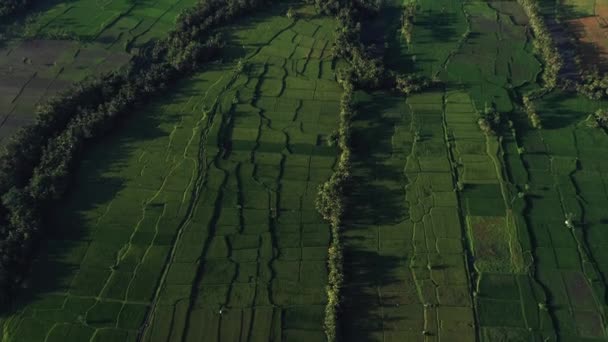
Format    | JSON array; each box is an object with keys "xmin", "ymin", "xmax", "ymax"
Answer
[{"xmin": 0, "ymin": 5, "xmax": 340, "ymax": 342}]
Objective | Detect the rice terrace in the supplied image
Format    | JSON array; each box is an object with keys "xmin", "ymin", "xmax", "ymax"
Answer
[{"xmin": 3, "ymin": 0, "xmax": 608, "ymax": 341}]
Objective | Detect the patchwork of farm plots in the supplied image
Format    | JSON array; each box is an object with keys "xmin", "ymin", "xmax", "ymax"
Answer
[
  {"xmin": 0, "ymin": 5, "xmax": 340, "ymax": 342},
  {"xmin": 0, "ymin": 0, "xmax": 197, "ymax": 141},
  {"xmin": 339, "ymin": 0, "xmax": 608, "ymax": 340},
  {"xmin": 4, "ymin": 0, "xmax": 608, "ymax": 341},
  {"xmin": 504, "ymin": 92, "xmax": 608, "ymax": 340}
]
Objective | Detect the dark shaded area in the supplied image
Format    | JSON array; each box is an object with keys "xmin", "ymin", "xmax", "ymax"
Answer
[
  {"xmin": 5, "ymin": 83, "xmax": 173, "ymax": 314},
  {"xmin": 341, "ymin": 92, "xmax": 412, "ymax": 341}
]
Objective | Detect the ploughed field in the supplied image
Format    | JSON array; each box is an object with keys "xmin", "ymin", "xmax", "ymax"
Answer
[{"xmin": 3, "ymin": 0, "xmax": 608, "ymax": 341}]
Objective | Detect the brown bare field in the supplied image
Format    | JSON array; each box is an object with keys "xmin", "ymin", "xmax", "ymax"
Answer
[{"xmin": 566, "ymin": 14, "xmax": 608, "ymax": 71}]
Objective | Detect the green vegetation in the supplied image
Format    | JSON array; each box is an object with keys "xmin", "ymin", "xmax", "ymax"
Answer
[{"xmin": 2, "ymin": 0, "xmax": 608, "ymax": 341}]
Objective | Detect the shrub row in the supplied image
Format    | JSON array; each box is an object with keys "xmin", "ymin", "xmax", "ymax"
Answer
[{"xmin": 0, "ymin": 0, "xmax": 275, "ymax": 305}]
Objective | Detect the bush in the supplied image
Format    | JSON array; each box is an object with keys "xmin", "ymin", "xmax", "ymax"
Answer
[
  {"xmin": 577, "ymin": 70, "xmax": 608, "ymax": 100},
  {"xmin": 394, "ymin": 73, "xmax": 431, "ymax": 95},
  {"xmin": 477, "ymin": 105, "xmax": 502, "ymax": 135},
  {"xmin": 586, "ymin": 108, "xmax": 608, "ymax": 129},
  {"xmin": 523, "ymin": 95, "xmax": 542, "ymax": 129}
]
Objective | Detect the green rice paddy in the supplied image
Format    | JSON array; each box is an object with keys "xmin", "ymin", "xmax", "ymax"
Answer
[{"xmin": 4, "ymin": 0, "xmax": 608, "ymax": 341}]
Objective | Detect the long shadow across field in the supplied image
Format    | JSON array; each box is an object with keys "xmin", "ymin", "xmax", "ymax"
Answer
[
  {"xmin": 341, "ymin": 93, "xmax": 412, "ymax": 341},
  {"xmin": 3, "ymin": 81, "xmax": 176, "ymax": 316}
]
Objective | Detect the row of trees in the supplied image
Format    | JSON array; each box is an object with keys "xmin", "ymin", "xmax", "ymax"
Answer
[
  {"xmin": 313, "ymin": 2, "xmax": 385, "ymax": 341},
  {"xmin": 0, "ymin": 0, "xmax": 276, "ymax": 305},
  {"xmin": 317, "ymin": 4, "xmax": 438, "ymax": 339},
  {"xmin": 517, "ymin": 0, "xmax": 563, "ymax": 128},
  {"xmin": 517, "ymin": 0, "xmax": 562, "ymax": 89}
]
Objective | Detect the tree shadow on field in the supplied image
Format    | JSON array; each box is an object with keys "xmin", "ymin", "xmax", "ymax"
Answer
[
  {"xmin": 416, "ymin": 10, "xmax": 459, "ymax": 44},
  {"xmin": 341, "ymin": 93, "xmax": 412, "ymax": 341},
  {"xmin": 4, "ymin": 77, "xmax": 179, "ymax": 316},
  {"xmin": 220, "ymin": 1, "xmax": 297, "ymax": 63},
  {"xmin": 532, "ymin": 91, "xmax": 594, "ymax": 130}
]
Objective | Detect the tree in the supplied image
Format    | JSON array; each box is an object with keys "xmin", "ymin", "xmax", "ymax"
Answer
[
  {"xmin": 286, "ymin": 7, "xmax": 296, "ymax": 19},
  {"xmin": 401, "ymin": 2, "xmax": 416, "ymax": 46}
]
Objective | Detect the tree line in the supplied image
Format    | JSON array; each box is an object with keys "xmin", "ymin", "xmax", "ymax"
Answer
[
  {"xmin": 517, "ymin": 0, "xmax": 563, "ymax": 128},
  {"xmin": 0, "ymin": 0, "xmax": 277, "ymax": 306},
  {"xmin": 312, "ymin": 1, "xmax": 435, "ymax": 341}
]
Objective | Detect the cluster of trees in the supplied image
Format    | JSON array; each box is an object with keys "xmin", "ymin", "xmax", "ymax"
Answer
[
  {"xmin": 522, "ymin": 95, "xmax": 542, "ymax": 129},
  {"xmin": 577, "ymin": 70, "xmax": 608, "ymax": 100},
  {"xmin": 0, "ymin": 0, "xmax": 31, "ymax": 18},
  {"xmin": 477, "ymin": 105, "xmax": 502, "ymax": 135},
  {"xmin": 586, "ymin": 108, "xmax": 608, "ymax": 129},
  {"xmin": 0, "ymin": 0, "xmax": 275, "ymax": 305}
]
